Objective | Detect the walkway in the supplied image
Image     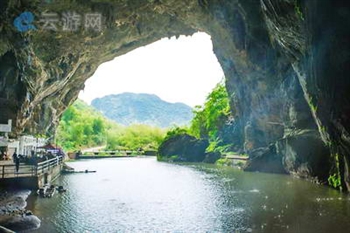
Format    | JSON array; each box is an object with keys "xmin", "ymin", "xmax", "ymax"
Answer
[{"xmin": 0, "ymin": 156, "xmax": 63, "ymax": 179}]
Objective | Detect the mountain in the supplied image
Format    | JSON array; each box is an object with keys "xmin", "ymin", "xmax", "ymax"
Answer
[{"xmin": 91, "ymin": 93, "xmax": 193, "ymax": 128}]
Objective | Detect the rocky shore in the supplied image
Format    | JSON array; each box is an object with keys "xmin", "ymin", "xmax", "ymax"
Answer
[{"xmin": 0, "ymin": 189, "xmax": 40, "ymax": 232}]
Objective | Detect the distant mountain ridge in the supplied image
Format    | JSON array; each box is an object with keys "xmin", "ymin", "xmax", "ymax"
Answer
[{"xmin": 91, "ymin": 93, "xmax": 193, "ymax": 128}]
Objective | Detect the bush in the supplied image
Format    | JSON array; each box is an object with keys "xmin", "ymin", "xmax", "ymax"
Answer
[{"xmin": 215, "ymin": 158, "xmax": 233, "ymax": 166}]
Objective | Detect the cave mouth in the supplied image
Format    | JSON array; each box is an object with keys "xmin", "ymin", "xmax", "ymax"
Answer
[
  {"xmin": 1, "ymin": 0, "xmax": 348, "ymax": 190},
  {"xmin": 78, "ymin": 32, "xmax": 224, "ymax": 109},
  {"xmin": 55, "ymin": 32, "xmax": 228, "ymax": 152}
]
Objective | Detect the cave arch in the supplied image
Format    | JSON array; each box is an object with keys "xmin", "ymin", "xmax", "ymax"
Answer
[{"xmin": 0, "ymin": 1, "xmax": 349, "ymax": 190}]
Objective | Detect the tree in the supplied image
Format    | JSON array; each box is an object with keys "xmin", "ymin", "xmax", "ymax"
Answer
[
  {"xmin": 57, "ymin": 100, "xmax": 108, "ymax": 151},
  {"xmin": 190, "ymin": 80, "xmax": 231, "ymax": 140}
]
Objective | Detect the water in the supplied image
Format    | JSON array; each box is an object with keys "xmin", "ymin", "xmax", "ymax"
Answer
[{"xmin": 26, "ymin": 157, "xmax": 350, "ymax": 233}]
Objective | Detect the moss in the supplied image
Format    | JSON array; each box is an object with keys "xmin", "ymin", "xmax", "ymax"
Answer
[
  {"xmin": 328, "ymin": 153, "xmax": 342, "ymax": 190},
  {"xmin": 328, "ymin": 173, "xmax": 341, "ymax": 189},
  {"xmin": 294, "ymin": 0, "xmax": 304, "ymax": 21},
  {"xmin": 320, "ymin": 126, "xmax": 332, "ymax": 148},
  {"xmin": 307, "ymin": 97, "xmax": 318, "ymax": 114}
]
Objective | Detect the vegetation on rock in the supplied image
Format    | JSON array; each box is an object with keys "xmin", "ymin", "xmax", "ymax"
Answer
[
  {"xmin": 158, "ymin": 80, "xmax": 239, "ymax": 163},
  {"xmin": 190, "ymin": 80, "xmax": 231, "ymax": 140}
]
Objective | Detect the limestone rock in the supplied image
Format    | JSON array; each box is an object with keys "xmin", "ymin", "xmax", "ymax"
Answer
[
  {"xmin": 244, "ymin": 146, "xmax": 286, "ymax": 174},
  {"xmin": 203, "ymin": 151, "xmax": 221, "ymax": 164},
  {"xmin": 276, "ymin": 130, "xmax": 331, "ymax": 182},
  {"xmin": 158, "ymin": 134, "xmax": 208, "ymax": 162}
]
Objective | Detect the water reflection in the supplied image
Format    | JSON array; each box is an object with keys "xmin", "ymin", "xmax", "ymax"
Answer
[{"xmin": 27, "ymin": 157, "xmax": 350, "ymax": 233}]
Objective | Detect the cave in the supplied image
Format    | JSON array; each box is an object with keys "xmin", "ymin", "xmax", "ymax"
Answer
[{"xmin": 0, "ymin": 1, "xmax": 349, "ymax": 190}]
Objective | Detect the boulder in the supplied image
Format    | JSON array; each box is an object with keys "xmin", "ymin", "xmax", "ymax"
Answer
[
  {"xmin": 203, "ymin": 152, "xmax": 221, "ymax": 164},
  {"xmin": 276, "ymin": 130, "xmax": 331, "ymax": 182},
  {"xmin": 0, "ymin": 215, "xmax": 40, "ymax": 232},
  {"xmin": 244, "ymin": 146, "xmax": 286, "ymax": 174},
  {"xmin": 158, "ymin": 134, "xmax": 208, "ymax": 162}
]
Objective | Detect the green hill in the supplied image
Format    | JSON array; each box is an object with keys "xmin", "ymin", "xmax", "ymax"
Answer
[
  {"xmin": 57, "ymin": 99, "xmax": 166, "ymax": 151},
  {"xmin": 91, "ymin": 93, "xmax": 193, "ymax": 128}
]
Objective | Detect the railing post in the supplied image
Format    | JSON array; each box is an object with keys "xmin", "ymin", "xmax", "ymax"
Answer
[{"xmin": 2, "ymin": 165, "xmax": 4, "ymax": 179}]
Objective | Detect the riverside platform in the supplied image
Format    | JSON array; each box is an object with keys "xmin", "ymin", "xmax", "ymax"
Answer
[{"xmin": 0, "ymin": 156, "xmax": 64, "ymax": 189}]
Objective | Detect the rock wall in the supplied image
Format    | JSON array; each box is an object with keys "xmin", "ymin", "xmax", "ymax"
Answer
[{"xmin": 0, "ymin": 0, "xmax": 349, "ymax": 190}]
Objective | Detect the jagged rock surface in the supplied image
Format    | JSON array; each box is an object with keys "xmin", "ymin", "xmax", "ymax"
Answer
[{"xmin": 0, "ymin": 1, "xmax": 349, "ymax": 189}]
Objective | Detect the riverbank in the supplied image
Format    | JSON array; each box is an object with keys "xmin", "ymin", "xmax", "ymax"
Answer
[{"xmin": 0, "ymin": 189, "xmax": 40, "ymax": 232}]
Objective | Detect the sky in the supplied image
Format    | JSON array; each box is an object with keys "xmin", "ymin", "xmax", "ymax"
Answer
[{"xmin": 78, "ymin": 32, "xmax": 224, "ymax": 107}]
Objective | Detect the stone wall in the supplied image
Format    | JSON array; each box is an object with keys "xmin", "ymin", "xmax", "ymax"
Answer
[{"xmin": 37, "ymin": 164, "xmax": 62, "ymax": 188}]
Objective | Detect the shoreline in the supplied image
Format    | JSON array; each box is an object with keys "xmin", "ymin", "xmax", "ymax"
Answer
[{"xmin": 0, "ymin": 189, "xmax": 40, "ymax": 232}]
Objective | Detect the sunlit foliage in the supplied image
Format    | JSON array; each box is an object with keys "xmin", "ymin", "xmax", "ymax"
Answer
[
  {"xmin": 57, "ymin": 100, "xmax": 166, "ymax": 152},
  {"xmin": 190, "ymin": 80, "xmax": 231, "ymax": 140},
  {"xmin": 159, "ymin": 79, "xmax": 234, "ymax": 154},
  {"xmin": 106, "ymin": 124, "xmax": 165, "ymax": 151},
  {"xmin": 57, "ymin": 100, "xmax": 106, "ymax": 151}
]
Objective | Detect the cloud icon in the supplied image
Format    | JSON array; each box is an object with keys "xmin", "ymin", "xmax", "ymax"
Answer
[{"xmin": 13, "ymin": 11, "xmax": 37, "ymax": 32}]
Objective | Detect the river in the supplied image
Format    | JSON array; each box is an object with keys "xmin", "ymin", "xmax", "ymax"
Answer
[{"xmin": 25, "ymin": 157, "xmax": 350, "ymax": 233}]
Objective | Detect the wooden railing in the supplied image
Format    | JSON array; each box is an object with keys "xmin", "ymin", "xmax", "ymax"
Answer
[{"xmin": 0, "ymin": 156, "xmax": 63, "ymax": 179}]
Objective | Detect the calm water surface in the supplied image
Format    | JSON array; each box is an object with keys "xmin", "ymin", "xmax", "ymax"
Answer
[{"xmin": 26, "ymin": 157, "xmax": 350, "ymax": 233}]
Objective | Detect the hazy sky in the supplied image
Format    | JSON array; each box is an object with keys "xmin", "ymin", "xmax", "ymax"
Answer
[{"xmin": 78, "ymin": 32, "xmax": 224, "ymax": 107}]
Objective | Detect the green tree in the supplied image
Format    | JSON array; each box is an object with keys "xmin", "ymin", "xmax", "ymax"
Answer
[
  {"xmin": 190, "ymin": 80, "xmax": 231, "ymax": 140},
  {"xmin": 92, "ymin": 118, "xmax": 105, "ymax": 135},
  {"xmin": 57, "ymin": 100, "xmax": 108, "ymax": 151},
  {"xmin": 158, "ymin": 79, "xmax": 235, "ymax": 156}
]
